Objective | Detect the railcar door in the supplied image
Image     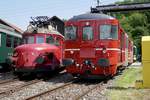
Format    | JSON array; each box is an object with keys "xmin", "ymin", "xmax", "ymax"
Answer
[{"xmin": 79, "ymin": 21, "xmax": 96, "ymax": 58}]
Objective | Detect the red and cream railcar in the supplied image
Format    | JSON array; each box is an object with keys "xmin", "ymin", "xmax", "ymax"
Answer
[
  {"xmin": 63, "ymin": 13, "xmax": 133, "ymax": 79},
  {"xmin": 9, "ymin": 16, "xmax": 64, "ymax": 76},
  {"xmin": 10, "ymin": 33, "xmax": 64, "ymax": 75},
  {"xmin": 121, "ymin": 31, "xmax": 129, "ymax": 67}
]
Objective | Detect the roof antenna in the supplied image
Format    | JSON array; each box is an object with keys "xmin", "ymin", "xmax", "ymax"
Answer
[{"xmin": 97, "ymin": 0, "xmax": 100, "ymax": 6}]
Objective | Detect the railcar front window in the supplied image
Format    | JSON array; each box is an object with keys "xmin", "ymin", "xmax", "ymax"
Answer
[
  {"xmin": 25, "ymin": 36, "xmax": 34, "ymax": 44},
  {"xmin": 65, "ymin": 26, "xmax": 77, "ymax": 40},
  {"xmin": 83, "ymin": 26, "xmax": 93, "ymax": 40},
  {"xmin": 46, "ymin": 36, "xmax": 54, "ymax": 44},
  {"xmin": 46, "ymin": 36, "xmax": 60, "ymax": 46},
  {"xmin": 54, "ymin": 38, "xmax": 60, "ymax": 46},
  {"xmin": 36, "ymin": 36, "xmax": 44, "ymax": 43},
  {"xmin": 100, "ymin": 25, "xmax": 118, "ymax": 40},
  {"xmin": 28, "ymin": 36, "xmax": 34, "ymax": 44}
]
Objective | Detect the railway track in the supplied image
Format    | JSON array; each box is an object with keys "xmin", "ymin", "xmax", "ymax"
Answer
[
  {"xmin": 25, "ymin": 79, "xmax": 109, "ymax": 100},
  {"xmin": 24, "ymin": 79, "xmax": 105, "ymax": 100},
  {"xmin": 0, "ymin": 72, "xmax": 73, "ymax": 100},
  {"xmin": 74, "ymin": 82, "xmax": 104, "ymax": 100},
  {"xmin": 25, "ymin": 79, "xmax": 79, "ymax": 100},
  {"xmin": 0, "ymin": 79, "xmax": 42, "ymax": 99},
  {"xmin": 0, "ymin": 78, "xmax": 18, "ymax": 85},
  {"xmin": 0, "ymin": 72, "xmax": 109, "ymax": 100}
]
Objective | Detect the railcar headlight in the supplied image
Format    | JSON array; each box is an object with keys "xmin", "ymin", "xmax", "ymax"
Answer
[
  {"xmin": 102, "ymin": 48, "xmax": 107, "ymax": 54},
  {"xmin": 85, "ymin": 60, "xmax": 88, "ymax": 65},
  {"xmin": 35, "ymin": 56, "xmax": 44, "ymax": 64},
  {"xmin": 31, "ymin": 52, "xmax": 35, "ymax": 56},
  {"xmin": 76, "ymin": 64, "xmax": 80, "ymax": 67},
  {"xmin": 92, "ymin": 65, "xmax": 95, "ymax": 68},
  {"xmin": 84, "ymin": 60, "xmax": 91, "ymax": 65},
  {"xmin": 70, "ymin": 50, "xmax": 74, "ymax": 54}
]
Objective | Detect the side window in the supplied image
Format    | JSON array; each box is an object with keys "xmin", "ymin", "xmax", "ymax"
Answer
[
  {"xmin": 14, "ymin": 37, "xmax": 18, "ymax": 48},
  {"xmin": 46, "ymin": 36, "xmax": 54, "ymax": 44},
  {"xmin": 6, "ymin": 35, "xmax": 12, "ymax": 47},
  {"xmin": 100, "ymin": 25, "xmax": 118, "ymax": 40},
  {"xmin": 0, "ymin": 34, "xmax": 1, "ymax": 47},
  {"xmin": 27, "ymin": 36, "xmax": 34, "ymax": 44},
  {"xmin": 65, "ymin": 26, "xmax": 77, "ymax": 40},
  {"xmin": 54, "ymin": 37, "xmax": 60, "ymax": 46},
  {"xmin": 121, "ymin": 33, "xmax": 124, "ymax": 48},
  {"xmin": 126, "ymin": 38, "xmax": 128, "ymax": 48},
  {"xmin": 46, "ymin": 36, "xmax": 60, "ymax": 46},
  {"xmin": 36, "ymin": 36, "xmax": 44, "ymax": 43},
  {"xmin": 83, "ymin": 26, "xmax": 93, "ymax": 40}
]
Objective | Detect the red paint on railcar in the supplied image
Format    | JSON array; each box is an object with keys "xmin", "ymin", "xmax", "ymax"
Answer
[
  {"xmin": 63, "ymin": 13, "xmax": 133, "ymax": 79},
  {"xmin": 11, "ymin": 33, "xmax": 64, "ymax": 73}
]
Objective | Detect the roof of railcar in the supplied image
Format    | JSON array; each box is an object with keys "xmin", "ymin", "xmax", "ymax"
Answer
[
  {"xmin": 68, "ymin": 13, "xmax": 115, "ymax": 21},
  {"xmin": 0, "ymin": 19, "xmax": 23, "ymax": 33}
]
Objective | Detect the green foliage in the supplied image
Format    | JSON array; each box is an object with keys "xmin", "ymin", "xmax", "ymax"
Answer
[
  {"xmin": 114, "ymin": 0, "xmax": 150, "ymax": 54},
  {"xmin": 128, "ymin": 13, "xmax": 147, "ymax": 27}
]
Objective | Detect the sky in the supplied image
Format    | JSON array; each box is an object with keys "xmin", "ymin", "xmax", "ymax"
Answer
[{"xmin": 0, "ymin": 0, "xmax": 123, "ymax": 30}]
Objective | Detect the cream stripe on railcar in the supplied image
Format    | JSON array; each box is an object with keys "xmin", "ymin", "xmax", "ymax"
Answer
[{"xmin": 65, "ymin": 48, "xmax": 121, "ymax": 51}]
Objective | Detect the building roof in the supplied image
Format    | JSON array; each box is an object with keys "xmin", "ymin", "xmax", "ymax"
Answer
[
  {"xmin": 50, "ymin": 16, "xmax": 64, "ymax": 24},
  {"xmin": 0, "ymin": 19, "xmax": 23, "ymax": 34},
  {"xmin": 69, "ymin": 13, "xmax": 115, "ymax": 21}
]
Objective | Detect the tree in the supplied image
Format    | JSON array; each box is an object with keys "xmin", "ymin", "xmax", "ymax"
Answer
[{"xmin": 114, "ymin": 0, "xmax": 150, "ymax": 55}]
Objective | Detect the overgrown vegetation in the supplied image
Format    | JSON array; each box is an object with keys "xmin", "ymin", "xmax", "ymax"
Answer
[{"xmin": 114, "ymin": 0, "xmax": 150, "ymax": 54}]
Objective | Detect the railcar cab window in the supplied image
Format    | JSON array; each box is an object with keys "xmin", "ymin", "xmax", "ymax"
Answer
[
  {"xmin": 65, "ymin": 26, "xmax": 77, "ymax": 40},
  {"xmin": 46, "ymin": 36, "xmax": 60, "ymax": 46},
  {"xmin": 100, "ymin": 25, "xmax": 118, "ymax": 40},
  {"xmin": 36, "ymin": 36, "xmax": 44, "ymax": 43},
  {"xmin": 23, "ymin": 36, "xmax": 34, "ymax": 44},
  {"xmin": 83, "ymin": 26, "xmax": 93, "ymax": 40}
]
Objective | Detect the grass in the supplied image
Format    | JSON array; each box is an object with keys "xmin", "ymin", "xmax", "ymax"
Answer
[{"xmin": 105, "ymin": 66, "xmax": 150, "ymax": 100}]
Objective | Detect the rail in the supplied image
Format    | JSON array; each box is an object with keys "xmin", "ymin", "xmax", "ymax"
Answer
[{"xmin": 25, "ymin": 79, "xmax": 79, "ymax": 100}]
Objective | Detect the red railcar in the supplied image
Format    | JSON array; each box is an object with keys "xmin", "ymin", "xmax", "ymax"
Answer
[
  {"xmin": 63, "ymin": 13, "xmax": 133, "ymax": 79},
  {"xmin": 10, "ymin": 17, "xmax": 64, "ymax": 76},
  {"xmin": 128, "ymin": 39, "xmax": 134, "ymax": 64}
]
